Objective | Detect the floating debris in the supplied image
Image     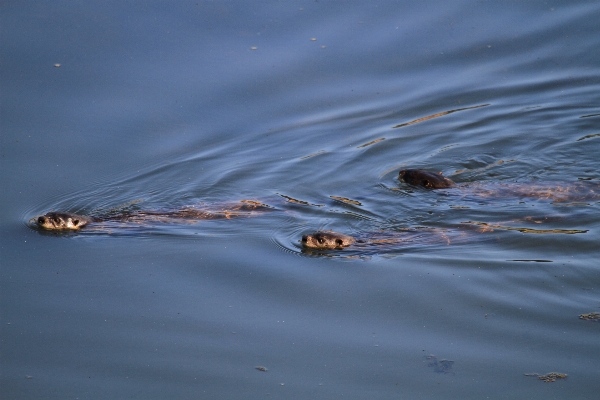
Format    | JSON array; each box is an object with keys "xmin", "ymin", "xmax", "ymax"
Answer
[
  {"xmin": 255, "ymin": 366, "xmax": 268, "ymax": 372},
  {"xmin": 357, "ymin": 138, "xmax": 385, "ymax": 148},
  {"xmin": 579, "ymin": 312, "xmax": 600, "ymax": 321},
  {"xmin": 425, "ymin": 355, "xmax": 454, "ymax": 374},
  {"xmin": 525, "ymin": 372, "xmax": 568, "ymax": 382}
]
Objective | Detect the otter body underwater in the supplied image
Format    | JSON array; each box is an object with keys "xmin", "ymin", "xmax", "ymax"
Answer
[
  {"xmin": 399, "ymin": 169, "xmax": 455, "ymax": 189},
  {"xmin": 31, "ymin": 200, "xmax": 272, "ymax": 231},
  {"xmin": 399, "ymin": 169, "xmax": 600, "ymax": 202},
  {"xmin": 300, "ymin": 228, "xmax": 463, "ymax": 251},
  {"xmin": 31, "ymin": 168, "xmax": 595, "ymax": 253},
  {"xmin": 300, "ymin": 168, "xmax": 597, "ymax": 251}
]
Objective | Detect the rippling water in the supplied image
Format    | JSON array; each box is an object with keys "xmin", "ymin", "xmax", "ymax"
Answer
[{"xmin": 2, "ymin": 1, "xmax": 600, "ymax": 398}]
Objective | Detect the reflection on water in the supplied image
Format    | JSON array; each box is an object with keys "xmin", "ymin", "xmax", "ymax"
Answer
[
  {"xmin": 577, "ymin": 132, "xmax": 600, "ymax": 141},
  {"xmin": 464, "ymin": 221, "xmax": 588, "ymax": 235},
  {"xmin": 392, "ymin": 104, "xmax": 490, "ymax": 128},
  {"xmin": 356, "ymin": 138, "xmax": 386, "ymax": 148}
]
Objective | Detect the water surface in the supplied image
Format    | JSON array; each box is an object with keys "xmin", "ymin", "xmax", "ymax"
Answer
[{"xmin": 2, "ymin": 1, "xmax": 600, "ymax": 398}]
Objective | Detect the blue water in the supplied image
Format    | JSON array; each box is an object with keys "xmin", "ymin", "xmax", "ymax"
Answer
[{"xmin": 2, "ymin": 1, "xmax": 600, "ymax": 398}]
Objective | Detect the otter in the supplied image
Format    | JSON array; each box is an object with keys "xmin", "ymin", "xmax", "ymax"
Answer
[
  {"xmin": 301, "ymin": 231, "xmax": 357, "ymax": 249},
  {"xmin": 31, "ymin": 200, "xmax": 271, "ymax": 231},
  {"xmin": 300, "ymin": 217, "xmax": 584, "ymax": 251},
  {"xmin": 301, "ymin": 228, "xmax": 460, "ymax": 250},
  {"xmin": 399, "ymin": 168, "xmax": 600, "ymax": 202},
  {"xmin": 399, "ymin": 169, "xmax": 455, "ymax": 189},
  {"xmin": 35, "ymin": 212, "xmax": 96, "ymax": 231}
]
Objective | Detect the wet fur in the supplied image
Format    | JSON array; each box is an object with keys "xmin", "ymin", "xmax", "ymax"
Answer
[
  {"xmin": 301, "ymin": 231, "xmax": 356, "ymax": 249},
  {"xmin": 399, "ymin": 169, "xmax": 455, "ymax": 189},
  {"xmin": 34, "ymin": 212, "xmax": 95, "ymax": 230},
  {"xmin": 32, "ymin": 200, "xmax": 271, "ymax": 231}
]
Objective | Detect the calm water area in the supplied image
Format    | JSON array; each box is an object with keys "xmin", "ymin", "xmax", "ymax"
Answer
[{"xmin": 2, "ymin": 1, "xmax": 600, "ymax": 398}]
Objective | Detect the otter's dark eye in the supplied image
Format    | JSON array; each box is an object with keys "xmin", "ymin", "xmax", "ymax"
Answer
[
  {"xmin": 423, "ymin": 180, "xmax": 430, "ymax": 187},
  {"xmin": 318, "ymin": 238, "xmax": 324, "ymax": 244},
  {"xmin": 73, "ymin": 219, "xmax": 79, "ymax": 226},
  {"xmin": 38, "ymin": 217, "xmax": 45, "ymax": 224},
  {"xmin": 336, "ymin": 239, "xmax": 343, "ymax": 246}
]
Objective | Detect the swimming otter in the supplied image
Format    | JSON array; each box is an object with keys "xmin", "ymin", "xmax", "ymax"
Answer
[
  {"xmin": 301, "ymin": 231, "xmax": 356, "ymax": 249},
  {"xmin": 301, "ymin": 228, "xmax": 459, "ymax": 250},
  {"xmin": 399, "ymin": 169, "xmax": 455, "ymax": 189},
  {"xmin": 399, "ymin": 168, "xmax": 600, "ymax": 202},
  {"xmin": 35, "ymin": 212, "xmax": 96, "ymax": 231},
  {"xmin": 299, "ymin": 217, "xmax": 583, "ymax": 251},
  {"xmin": 31, "ymin": 200, "xmax": 271, "ymax": 231}
]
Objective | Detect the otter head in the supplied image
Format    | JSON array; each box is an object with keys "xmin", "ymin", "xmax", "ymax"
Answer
[
  {"xmin": 399, "ymin": 169, "xmax": 455, "ymax": 189},
  {"xmin": 33, "ymin": 212, "xmax": 92, "ymax": 231},
  {"xmin": 301, "ymin": 231, "xmax": 356, "ymax": 250}
]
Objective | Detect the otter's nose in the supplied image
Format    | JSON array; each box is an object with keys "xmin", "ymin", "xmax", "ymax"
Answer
[{"xmin": 301, "ymin": 235, "xmax": 308, "ymax": 243}]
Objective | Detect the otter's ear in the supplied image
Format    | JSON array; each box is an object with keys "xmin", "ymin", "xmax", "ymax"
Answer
[{"xmin": 438, "ymin": 172, "xmax": 443, "ymax": 175}]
